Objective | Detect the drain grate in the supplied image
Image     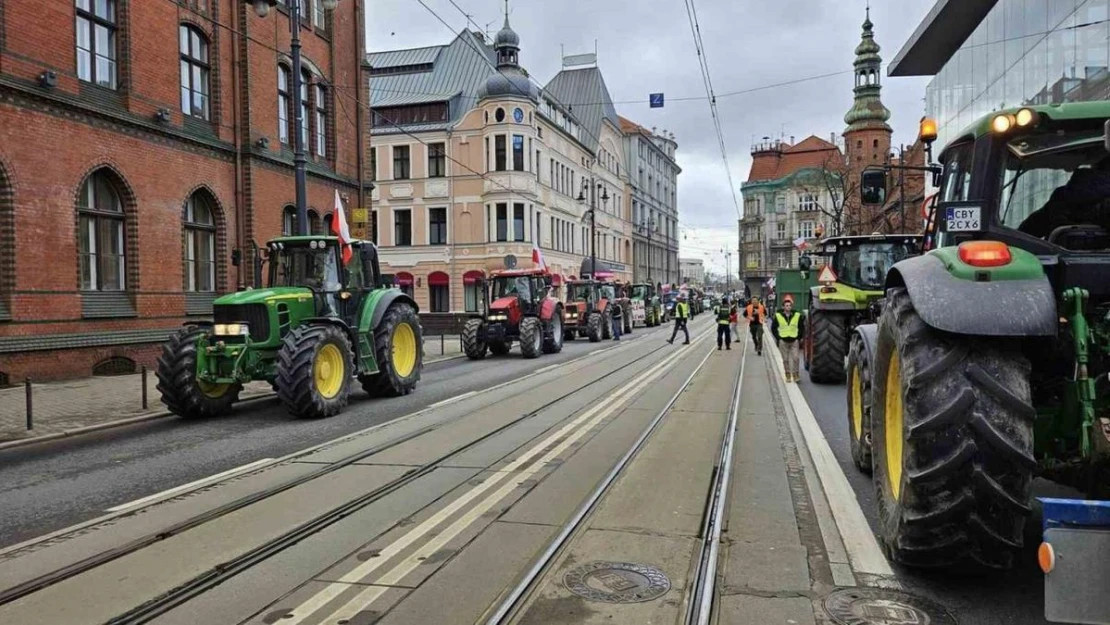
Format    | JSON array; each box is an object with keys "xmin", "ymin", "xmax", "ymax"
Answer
[
  {"xmin": 824, "ymin": 588, "xmax": 957, "ymax": 625},
  {"xmin": 563, "ymin": 561, "xmax": 670, "ymax": 604}
]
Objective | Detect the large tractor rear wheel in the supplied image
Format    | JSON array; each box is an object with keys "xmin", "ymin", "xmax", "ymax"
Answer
[
  {"xmin": 519, "ymin": 317, "xmax": 543, "ymax": 358},
  {"xmin": 361, "ymin": 303, "xmax": 423, "ymax": 397},
  {"xmin": 542, "ymin": 310, "xmax": 564, "ymax": 354},
  {"xmin": 462, "ymin": 318, "xmax": 487, "ymax": 360},
  {"xmin": 846, "ymin": 332, "xmax": 873, "ymax": 473},
  {"xmin": 587, "ymin": 312, "xmax": 604, "ymax": 342},
  {"xmin": 277, "ymin": 324, "xmax": 354, "ymax": 418},
  {"xmin": 156, "ymin": 326, "xmax": 241, "ymax": 419},
  {"xmin": 808, "ymin": 310, "xmax": 849, "ymax": 384},
  {"xmin": 871, "ymin": 288, "xmax": 1034, "ymax": 569}
]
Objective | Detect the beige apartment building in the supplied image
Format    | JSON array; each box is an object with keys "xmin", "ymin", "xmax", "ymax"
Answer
[{"xmin": 365, "ymin": 20, "xmax": 635, "ymax": 313}]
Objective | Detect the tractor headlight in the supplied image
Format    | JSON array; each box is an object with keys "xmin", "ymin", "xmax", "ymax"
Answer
[
  {"xmin": 488, "ymin": 313, "xmax": 508, "ymax": 322},
  {"xmin": 214, "ymin": 323, "xmax": 249, "ymax": 336}
]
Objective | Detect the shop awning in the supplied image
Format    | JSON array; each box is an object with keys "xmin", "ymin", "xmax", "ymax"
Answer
[
  {"xmin": 463, "ymin": 270, "xmax": 484, "ymax": 285},
  {"xmin": 395, "ymin": 272, "xmax": 414, "ymax": 286},
  {"xmin": 428, "ymin": 271, "xmax": 449, "ymax": 287}
]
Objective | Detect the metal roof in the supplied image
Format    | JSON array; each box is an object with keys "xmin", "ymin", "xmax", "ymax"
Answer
[
  {"xmin": 367, "ymin": 45, "xmax": 443, "ymax": 69},
  {"xmin": 368, "ymin": 31, "xmax": 496, "ymax": 126},
  {"xmin": 889, "ymin": 0, "xmax": 998, "ymax": 76},
  {"xmin": 544, "ymin": 67, "xmax": 620, "ymax": 153}
]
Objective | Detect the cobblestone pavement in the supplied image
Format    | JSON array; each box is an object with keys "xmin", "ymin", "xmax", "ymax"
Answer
[{"xmin": 0, "ymin": 336, "xmax": 463, "ymax": 443}]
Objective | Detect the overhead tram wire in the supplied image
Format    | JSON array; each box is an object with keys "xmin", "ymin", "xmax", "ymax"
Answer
[{"xmin": 681, "ymin": 0, "xmax": 742, "ymax": 221}]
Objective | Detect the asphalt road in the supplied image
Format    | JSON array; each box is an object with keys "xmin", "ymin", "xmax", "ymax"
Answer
[
  {"xmin": 797, "ymin": 369, "xmax": 1078, "ymax": 625},
  {"xmin": 0, "ymin": 324, "xmax": 678, "ymax": 550}
]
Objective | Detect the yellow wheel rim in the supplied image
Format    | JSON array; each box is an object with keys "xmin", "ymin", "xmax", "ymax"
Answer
[
  {"xmin": 850, "ymin": 364, "xmax": 864, "ymax": 441},
  {"xmin": 884, "ymin": 351, "xmax": 904, "ymax": 500},
  {"xmin": 314, "ymin": 343, "xmax": 346, "ymax": 399},
  {"xmin": 392, "ymin": 322, "xmax": 417, "ymax": 378},
  {"xmin": 198, "ymin": 380, "xmax": 229, "ymax": 399}
]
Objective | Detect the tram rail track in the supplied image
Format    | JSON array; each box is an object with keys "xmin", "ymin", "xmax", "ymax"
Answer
[
  {"xmin": 481, "ymin": 335, "xmax": 746, "ymax": 625},
  {"xmin": 0, "ymin": 322, "xmax": 700, "ymax": 622}
]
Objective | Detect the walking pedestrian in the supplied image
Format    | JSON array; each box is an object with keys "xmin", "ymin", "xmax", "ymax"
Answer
[
  {"xmin": 745, "ymin": 296, "xmax": 767, "ymax": 356},
  {"xmin": 729, "ymin": 303, "xmax": 740, "ymax": 342},
  {"xmin": 772, "ymin": 296, "xmax": 806, "ymax": 383},
  {"xmin": 666, "ymin": 294, "xmax": 690, "ymax": 345},
  {"xmin": 713, "ymin": 297, "xmax": 733, "ymax": 350},
  {"xmin": 610, "ymin": 295, "xmax": 623, "ymax": 341}
]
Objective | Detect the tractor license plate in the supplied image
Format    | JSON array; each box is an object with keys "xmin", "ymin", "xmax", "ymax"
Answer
[
  {"xmin": 1044, "ymin": 527, "xmax": 1110, "ymax": 624},
  {"xmin": 945, "ymin": 206, "xmax": 981, "ymax": 232}
]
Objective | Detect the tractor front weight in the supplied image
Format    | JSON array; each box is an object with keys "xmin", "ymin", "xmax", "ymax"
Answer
[{"xmin": 195, "ymin": 334, "xmax": 272, "ymax": 386}]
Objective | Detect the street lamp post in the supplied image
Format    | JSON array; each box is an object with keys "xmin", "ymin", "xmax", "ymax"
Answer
[
  {"xmin": 636, "ymin": 217, "xmax": 657, "ymax": 285},
  {"xmin": 721, "ymin": 248, "xmax": 733, "ymax": 294},
  {"xmin": 248, "ymin": 0, "xmax": 339, "ymax": 236},
  {"xmin": 577, "ymin": 179, "xmax": 609, "ymax": 279}
]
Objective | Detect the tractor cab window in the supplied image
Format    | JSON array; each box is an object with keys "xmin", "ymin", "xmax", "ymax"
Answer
[
  {"xmin": 834, "ymin": 242, "xmax": 916, "ymax": 290},
  {"xmin": 999, "ymin": 131, "xmax": 1110, "ymax": 248},
  {"xmin": 940, "ymin": 142, "xmax": 973, "ymax": 204},
  {"xmin": 569, "ymin": 283, "xmax": 594, "ymax": 302},
  {"xmin": 492, "ymin": 276, "xmax": 532, "ymax": 300},
  {"xmin": 631, "ymin": 285, "xmax": 649, "ymax": 299},
  {"xmin": 346, "ymin": 253, "xmax": 366, "ymax": 290},
  {"xmin": 270, "ymin": 244, "xmax": 340, "ymax": 291},
  {"xmin": 600, "ymin": 285, "xmax": 616, "ymax": 300}
]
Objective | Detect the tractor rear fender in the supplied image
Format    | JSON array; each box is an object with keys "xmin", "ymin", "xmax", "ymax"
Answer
[
  {"xmin": 540, "ymin": 298, "xmax": 561, "ymax": 321},
  {"xmin": 356, "ymin": 290, "xmax": 420, "ymax": 373},
  {"xmin": 885, "ymin": 253, "xmax": 1056, "ymax": 337},
  {"xmin": 809, "ymin": 286, "xmax": 856, "ymax": 311},
  {"xmin": 853, "ymin": 323, "xmax": 878, "ymax": 365}
]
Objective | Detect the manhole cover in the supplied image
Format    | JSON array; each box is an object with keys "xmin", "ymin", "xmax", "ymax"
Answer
[
  {"xmin": 563, "ymin": 561, "xmax": 670, "ymax": 604},
  {"xmin": 824, "ymin": 588, "xmax": 957, "ymax": 625}
]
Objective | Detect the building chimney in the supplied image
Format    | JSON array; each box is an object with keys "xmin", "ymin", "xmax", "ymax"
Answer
[
  {"xmin": 790, "ymin": 135, "xmax": 795, "ymax": 144},
  {"xmin": 831, "ymin": 132, "xmax": 836, "ymax": 144}
]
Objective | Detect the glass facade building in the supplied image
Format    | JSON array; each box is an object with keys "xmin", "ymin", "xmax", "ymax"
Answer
[{"xmin": 903, "ymin": 0, "xmax": 1109, "ymax": 149}]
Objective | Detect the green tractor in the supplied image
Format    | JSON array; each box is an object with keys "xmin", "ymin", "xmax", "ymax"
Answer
[
  {"xmin": 157, "ymin": 236, "xmax": 423, "ymax": 420},
  {"xmin": 628, "ymin": 282, "xmax": 663, "ymax": 328},
  {"xmin": 847, "ymin": 105, "xmax": 1110, "ymax": 581},
  {"xmin": 803, "ymin": 235, "xmax": 920, "ymax": 384}
]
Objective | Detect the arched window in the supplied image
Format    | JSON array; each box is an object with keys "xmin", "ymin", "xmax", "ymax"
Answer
[
  {"xmin": 282, "ymin": 205, "xmax": 296, "ymax": 235},
  {"xmin": 308, "ymin": 209, "xmax": 325, "ymax": 235},
  {"xmin": 278, "ymin": 65, "xmax": 291, "ymax": 145},
  {"xmin": 184, "ymin": 192, "xmax": 216, "ymax": 292},
  {"xmin": 428, "ymin": 271, "xmax": 449, "ymax": 312},
  {"xmin": 323, "ymin": 212, "xmax": 334, "ymax": 235},
  {"xmin": 315, "ymin": 83, "xmax": 328, "ymax": 157},
  {"xmin": 78, "ymin": 170, "xmax": 126, "ymax": 291},
  {"xmin": 179, "ymin": 25, "xmax": 210, "ymax": 119},
  {"xmin": 300, "ymin": 69, "xmax": 311, "ymax": 147},
  {"xmin": 464, "ymin": 270, "xmax": 483, "ymax": 312}
]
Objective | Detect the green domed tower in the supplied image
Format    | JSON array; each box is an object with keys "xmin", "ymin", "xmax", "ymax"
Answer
[{"xmin": 843, "ymin": 7, "xmax": 892, "ymax": 169}]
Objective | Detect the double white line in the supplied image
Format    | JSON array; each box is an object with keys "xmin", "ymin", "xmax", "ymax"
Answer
[{"xmin": 282, "ymin": 334, "xmax": 711, "ymax": 624}]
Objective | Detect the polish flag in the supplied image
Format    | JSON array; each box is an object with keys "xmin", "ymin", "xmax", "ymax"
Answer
[
  {"xmin": 331, "ymin": 190, "xmax": 353, "ymax": 265},
  {"xmin": 792, "ymin": 236, "xmax": 809, "ymax": 251},
  {"xmin": 532, "ymin": 244, "xmax": 546, "ymax": 271}
]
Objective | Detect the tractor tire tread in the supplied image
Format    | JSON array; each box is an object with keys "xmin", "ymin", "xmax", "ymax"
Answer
[
  {"xmin": 872, "ymin": 287, "xmax": 1034, "ymax": 570},
  {"xmin": 519, "ymin": 317, "xmax": 542, "ymax": 359},
  {"xmin": 809, "ymin": 310, "xmax": 849, "ymax": 384},
  {"xmin": 156, "ymin": 326, "xmax": 241, "ymax": 419},
  {"xmin": 542, "ymin": 307, "xmax": 564, "ymax": 354},
  {"xmin": 587, "ymin": 312, "xmax": 603, "ymax": 343},
  {"xmin": 846, "ymin": 333, "xmax": 873, "ymax": 473},
  {"xmin": 361, "ymin": 303, "xmax": 422, "ymax": 397},
  {"xmin": 462, "ymin": 319, "xmax": 487, "ymax": 360},
  {"xmin": 277, "ymin": 324, "xmax": 353, "ymax": 418}
]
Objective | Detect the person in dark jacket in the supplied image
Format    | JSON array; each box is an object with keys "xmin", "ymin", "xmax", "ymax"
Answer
[
  {"xmin": 610, "ymin": 294, "xmax": 623, "ymax": 341},
  {"xmin": 713, "ymin": 297, "xmax": 734, "ymax": 350},
  {"xmin": 772, "ymin": 296, "xmax": 806, "ymax": 383},
  {"xmin": 1019, "ymin": 156, "xmax": 1110, "ymax": 239}
]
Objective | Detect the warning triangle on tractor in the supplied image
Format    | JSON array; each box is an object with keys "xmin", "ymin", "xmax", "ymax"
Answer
[{"xmin": 817, "ymin": 265, "xmax": 838, "ymax": 284}]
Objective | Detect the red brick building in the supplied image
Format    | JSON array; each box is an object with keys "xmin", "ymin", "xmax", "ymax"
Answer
[{"xmin": 0, "ymin": 0, "xmax": 369, "ymax": 382}]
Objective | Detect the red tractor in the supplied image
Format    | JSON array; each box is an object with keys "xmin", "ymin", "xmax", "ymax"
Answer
[
  {"xmin": 462, "ymin": 269, "xmax": 564, "ymax": 359},
  {"xmin": 562, "ymin": 280, "xmax": 632, "ymax": 342}
]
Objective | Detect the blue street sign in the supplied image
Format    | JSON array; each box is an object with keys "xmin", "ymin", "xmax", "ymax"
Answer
[{"xmin": 649, "ymin": 93, "xmax": 664, "ymax": 108}]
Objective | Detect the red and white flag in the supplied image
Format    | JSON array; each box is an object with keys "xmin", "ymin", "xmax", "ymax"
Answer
[
  {"xmin": 531, "ymin": 244, "xmax": 546, "ymax": 271},
  {"xmin": 331, "ymin": 190, "xmax": 353, "ymax": 265},
  {"xmin": 792, "ymin": 236, "xmax": 809, "ymax": 251}
]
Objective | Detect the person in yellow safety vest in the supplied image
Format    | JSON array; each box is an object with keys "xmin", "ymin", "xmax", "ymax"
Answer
[
  {"xmin": 666, "ymin": 294, "xmax": 691, "ymax": 345},
  {"xmin": 713, "ymin": 297, "xmax": 735, "ymax": 350},
  {"xmin": 772, "ymin": 296, "xmax": 806, "ymax": 383}
]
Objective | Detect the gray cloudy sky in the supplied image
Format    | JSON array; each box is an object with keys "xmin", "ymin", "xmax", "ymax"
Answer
[{"xmin": 366, "ymin": 0, "xmax": 937, "ymax": 274}]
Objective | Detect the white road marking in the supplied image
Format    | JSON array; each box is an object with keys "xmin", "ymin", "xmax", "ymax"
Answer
[
  {"xmin": 105, "ymin": 458, "xmax": 275, "ymax": 513},
  {"xmin": 1, "ymin": 324, "xmax": 679, "ymax": 557},
  {"xmin": 428, "ymin": 391, "xmax": 477, "ymax": 409},
  {"xmin": 285, "ymin": 335, "xmax": 710, "ymax": 624},
  {"xmin": 765, "ymin": 340, "xmax": 894, "ymax": 577}
]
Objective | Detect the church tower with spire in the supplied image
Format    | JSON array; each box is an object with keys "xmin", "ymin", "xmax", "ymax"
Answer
[{"xmin": 842, "ymin": 7, "xmax": 892, "ymax": 171}]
